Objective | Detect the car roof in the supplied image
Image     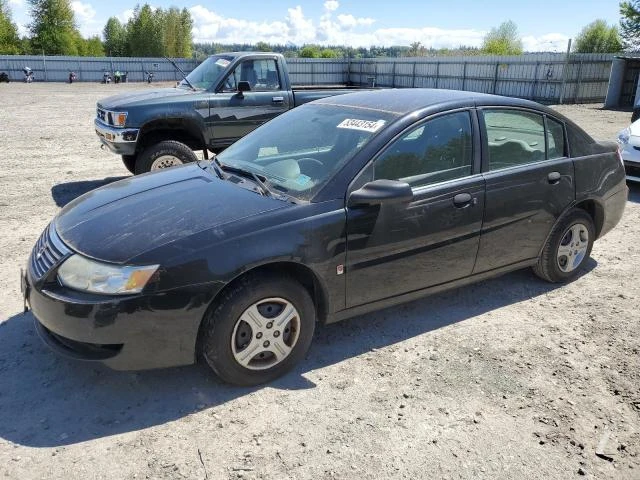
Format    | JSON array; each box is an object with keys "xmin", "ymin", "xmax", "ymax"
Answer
[{"xmin": 314, "ymin": 88, "xmax": 550, "ymax": 116}]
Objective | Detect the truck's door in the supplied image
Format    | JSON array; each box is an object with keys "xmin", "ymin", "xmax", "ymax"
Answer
[{"xmin": 208, "ymin": 57, "xmax": 290, "ymax": 150}]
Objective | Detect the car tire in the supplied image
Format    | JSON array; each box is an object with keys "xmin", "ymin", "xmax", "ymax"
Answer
[
  {"xmin": 121, "ymin": 154, "xmax": 137, "ymax": 174},
  {"xmin": 533, "ymin": 208, "xmax": 595, "ymax": 283},
  {"xmin": 135, "ymin": 140, "xmax": 198, "ymax": 174},
  {"xmin": 200, "ymin": 273, "xmax": 316, "ymax": 386}
]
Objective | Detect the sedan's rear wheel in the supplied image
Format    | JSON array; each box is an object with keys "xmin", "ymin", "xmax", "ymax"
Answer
[
  {"xmin": 533, "ymin": 209, "xmax": 595, "ymax": 283},
  {"xmin": 200, "ymin": 273, "xmax": 315, "ymax": 386}
]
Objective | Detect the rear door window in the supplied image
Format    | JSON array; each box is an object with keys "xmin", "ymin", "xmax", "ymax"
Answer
[
  {"xmin": 546, "ymin": 117, "xmax": 566, "ymax": 159},
  {"xmin": 482, "ymin": 110, "xmax": 546, "ymax": 170}
]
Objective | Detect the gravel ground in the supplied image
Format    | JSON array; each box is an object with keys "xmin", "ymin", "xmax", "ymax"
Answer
[{"xmin": 0, "ymin": 82, "xmax": 638, "ymax": 480}]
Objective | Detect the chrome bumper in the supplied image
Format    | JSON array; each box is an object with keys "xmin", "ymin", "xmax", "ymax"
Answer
[{"xmin": 94, "ymin": 118, "xmax": 139, "ymax": 155}]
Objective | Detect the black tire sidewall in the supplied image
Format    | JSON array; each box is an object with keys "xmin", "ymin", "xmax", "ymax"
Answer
[
  {"xmin": 121, "ymin": 155, "xmax": 136, "ymax": 174},
  {"xmin": 135, "ymin": 141, "xmax": 197, "ymax": 174},
  {"xmin": 201, "ymin": 275, "xmax": 316, "ymax": 386},
  {"xmin": 546, "ymin": 210, "xmax": 595, "ymax": 282}
]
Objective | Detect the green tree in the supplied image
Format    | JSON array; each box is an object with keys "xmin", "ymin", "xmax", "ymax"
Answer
[
  {"xmin": 320, "ymin": 48, "xmax": 338, "ymax": 58},
  {"xmin": 481, "ymin": 20, "xmax": 523, "ymax": 55},
  {"xmin": 299, "ymin": 45, "xmax": 321, "ymax": 58},
  {"xmin": 0, "ymin": 0, "xmax": 20, "ymax": 54},
  {"xmin": 127, "ymin": 4, "xmax": 163, "ymax": 56},
  {"xmin": 103, "ymin": 17, "xmax": 128, "ymax": 56},
  {"xmin": 620, "ymin": 1, "xmax": 640, "ymax": 50},
  {"xmin": 85, "ymin": 35, "xmax": 104, "ymax": 56},
  {"xmin": 254, "ymin": 41, "xmax": 271, "ymax": 52},
  {"xmin": 176, "ymin": 8, "xmax": 193, "ymax": 57},
  {"xmin": 408, "ymin": 41, "xmax": 424, "ymax": 56},
  {"xmin": 574, "ymin": 20, "xmax": 622, "ymax": 53},
  {"xmin": 28, "ymin": 0, "xmax": 80, "ymax": 55},
  {"xmin": 163, "ymin": 7, "xmax": 192, "ymax": 57}
]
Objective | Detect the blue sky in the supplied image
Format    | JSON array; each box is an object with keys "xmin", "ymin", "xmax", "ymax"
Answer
[{"xmin": 7, "ymin": 0, "xmax": 622, "ymax": 51}]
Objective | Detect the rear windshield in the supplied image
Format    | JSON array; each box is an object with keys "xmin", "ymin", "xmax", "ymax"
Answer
[{"xmin": 216, "ymin": 104, "xmax": 396, "ymax": 201}]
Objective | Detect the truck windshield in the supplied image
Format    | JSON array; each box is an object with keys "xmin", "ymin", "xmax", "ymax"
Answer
[
  {"xmin": 215, "ymin": 104, "xmax": 396, "ymax": 201},
  {"xmin": 179, "ymin": 55, "xmax": 234, "ymax": 90}
]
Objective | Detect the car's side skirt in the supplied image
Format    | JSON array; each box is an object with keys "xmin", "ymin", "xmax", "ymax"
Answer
[{"xmin": 326, "ymin": 258, "xmax": 538, "ymax": 324}]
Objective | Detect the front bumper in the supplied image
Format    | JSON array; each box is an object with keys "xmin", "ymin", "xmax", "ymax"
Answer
[
  {"xmin": 619, "ymin": 143, "xmax": 640, "ymax": 182},
  {"xmin": 24, "ymin": 267, "xmax": 214, "ymax": 371},
  {"xmin": 95, "ymin": 118, "xmax": 139, "ymax": 156}
]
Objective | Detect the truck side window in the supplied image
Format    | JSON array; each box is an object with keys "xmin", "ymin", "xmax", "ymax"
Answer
[{"xmin": 223, "ymin": 59, "xmax": 281, "ymax": 92}]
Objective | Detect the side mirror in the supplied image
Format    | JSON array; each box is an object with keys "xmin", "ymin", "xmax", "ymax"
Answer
[
  {"xmin": 348, "ymin": 179, "xmax": 413, "ymax": 207},
  {"xmin": 236, "ymin": 81, "xmax": 251, "ymax": 97}
]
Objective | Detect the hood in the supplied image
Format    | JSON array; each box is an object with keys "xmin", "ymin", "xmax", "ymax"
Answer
[
  {"xmin": 98, "ymin": 87, "xmax": 193, "ymax": 110},
  {"xmin": 55, "ymin": 164, "xmax": 288, "ymax": 264}
]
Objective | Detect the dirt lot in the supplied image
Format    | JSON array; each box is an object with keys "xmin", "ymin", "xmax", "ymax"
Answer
[{"xmin": 0, "ymin": 82, "xmax": 638, "ymax": 480}]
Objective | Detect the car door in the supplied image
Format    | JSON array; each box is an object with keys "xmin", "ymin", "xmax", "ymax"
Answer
[
  {"xmin": 208, "ymin": 57, "xmax": 290, "ymax": 149},
  {"xmin": 473, "ymin": 108, "xmax": 574, "ymax": 273},
  {"xmin": 345, "ymin": 110, "xmax": 486, "ymax": 308}
]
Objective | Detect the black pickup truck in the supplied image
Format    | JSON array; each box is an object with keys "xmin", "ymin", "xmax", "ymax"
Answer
[{"xmin": 95, "ymin": 52, "xmax": 366, "ymax": 174}]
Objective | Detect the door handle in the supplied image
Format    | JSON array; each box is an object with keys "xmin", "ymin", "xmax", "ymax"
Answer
[
  {"xmin": 272, "ymin": 96, "xmax": 284, "ymax": 103},
  {"xmin": 547, "ymin": 171, "xmax": 561, "ymax": 184},
  {"xmin": 453, "ymin": 193, "xmax": 475, "ymax": 208}
]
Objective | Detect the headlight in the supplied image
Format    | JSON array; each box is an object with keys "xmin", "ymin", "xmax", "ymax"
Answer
[
  {"xmin": 617, "ymin": 127, "xmax": 630, "ymax": 145},
  {"xmin": 110, "ymin": 111, "xmax": 128, "ymax": 127},
  {"xmin": 57, "ymin": 255, "xmax": 158, "ymax": 295}
]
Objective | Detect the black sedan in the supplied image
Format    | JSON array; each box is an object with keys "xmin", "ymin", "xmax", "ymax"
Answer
[{"xmin": 23, "ymin": 89, "xmax": 628, "ymax": 385}]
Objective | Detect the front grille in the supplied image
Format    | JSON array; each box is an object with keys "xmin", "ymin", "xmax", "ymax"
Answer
[
  {"xmin": 29, "ymin": 223, "xmax": 71, "ymax": 280},
  {"xmin": 97, "ymin": 107, "xmax": 106, "ymax": 123},
  {"xmin": 625, "ymin": 162, "xmax": 640, "ymax": 178}
]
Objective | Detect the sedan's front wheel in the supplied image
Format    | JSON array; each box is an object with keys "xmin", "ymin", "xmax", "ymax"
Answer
[
  {"xmin": 200, "ymin": 273, "xmax": 316, "ymax": 386},
  {"xmin": 533, "ymin": 208, "xmax": 595, "ymax": 283}
]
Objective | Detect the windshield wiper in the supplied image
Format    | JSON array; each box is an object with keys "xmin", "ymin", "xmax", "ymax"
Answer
[
  {"xmin": 165, "ymin": 56, "xmax": 196, "ymax": 91},
  {"xmin": 215, "ymin": 160, "xmax": 281, "ymax": 199},
  {"xmin": 209, "ymin": 156, "xmax": 225, "ymax": 179}
]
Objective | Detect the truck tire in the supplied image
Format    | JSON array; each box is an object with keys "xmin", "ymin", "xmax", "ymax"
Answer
[
  {"xmin": 135, "ymin": 140, "xmax": 198, "ymax": 174},
  {"xmin": 121, "ymin": 155, "xmax": 137, "ymax": 174}
]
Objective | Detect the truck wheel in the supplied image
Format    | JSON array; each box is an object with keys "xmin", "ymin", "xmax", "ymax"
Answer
[
  {"xmin": 121, "ymin": 155, "xmax": 137, "ymax": 174},
  {"xmin": 135, "ymin": 140, "xmax": 198, "ymax": 174},
  {"xmin": 533, "ymin": 209, "xmax": 595, "ymax": 283},
  {"xmin": 200, "ymin": 273, "xmax": 316, "ymax": 386}
]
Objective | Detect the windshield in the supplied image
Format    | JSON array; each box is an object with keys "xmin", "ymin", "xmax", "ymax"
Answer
[
  {"xmin": 216, "ymin": 104, "xmax": 396, "ymax": 201},
  {"xmin": 179, "ymin": 55, "xmax": 234, "ymax": 90}
]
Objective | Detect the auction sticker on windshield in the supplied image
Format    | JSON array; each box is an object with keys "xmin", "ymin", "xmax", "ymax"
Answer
[
  {"xmin": 215, "ymin": 58, "xmax": 230, "ymax": 67},
  {"xmin": 337, "ymin": 119, "xmax": 386, "ymax": 132}
]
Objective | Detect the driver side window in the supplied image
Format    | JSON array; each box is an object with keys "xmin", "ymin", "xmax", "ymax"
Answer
[
  {"xmin": 374, "ymin": 111, "xmax": 473, "ymax": 188},
  {"xmin": 223, "ymin": 59, "xmax": 281, "ymax": 92}
]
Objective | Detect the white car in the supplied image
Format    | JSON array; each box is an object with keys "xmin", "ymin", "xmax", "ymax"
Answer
[{"xmin": 617, "ymin": 121, "xmax": 640, "ymax": 182}]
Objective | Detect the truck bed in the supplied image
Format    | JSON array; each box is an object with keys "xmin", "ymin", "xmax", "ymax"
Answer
[{"xmin": 292, "ymin": 85, "xmax": 375, "ymax": 107}]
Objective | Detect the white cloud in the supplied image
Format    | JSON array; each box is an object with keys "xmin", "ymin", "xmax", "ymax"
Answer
[
  {"xmin": 180, "ymin": 4, "xmax": 570, "ymax": 52},
  {"xmin": 72, "ymin": 1, "xmax": 95, "ymax": 23},
  {"xmin": 522, "ymin": 33, "xmax": 570, "ymax": 53},
  {"xmin": 337, "ymin": 14, "xmax": 375, "ymax": 28},
  {"xmin": 15, "ymin": 21, "xmax": 28, "ymax": 37},
  {"xmin": 324, "ymin": 1, "xmax": 339, "ymax": 12},
  {"xmin": 117, "ymin": 9, "xmax": 135, "ymax": 24},
  {"xmin": 72, "ymin": 1, "xmax": 102, "ymax": 37},
  {"xmin": 8, "ymin": 0, "xmax": 24, "ymax": 7}
]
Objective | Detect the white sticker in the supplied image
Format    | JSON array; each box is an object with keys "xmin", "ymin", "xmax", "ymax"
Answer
[
  {"xmin": 337, "ymin": 118, "xmax": 386, "ymax": 132},
  {"xmin": 215, "ymin": 58, "xmax": 230, "ymax": 67}
]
